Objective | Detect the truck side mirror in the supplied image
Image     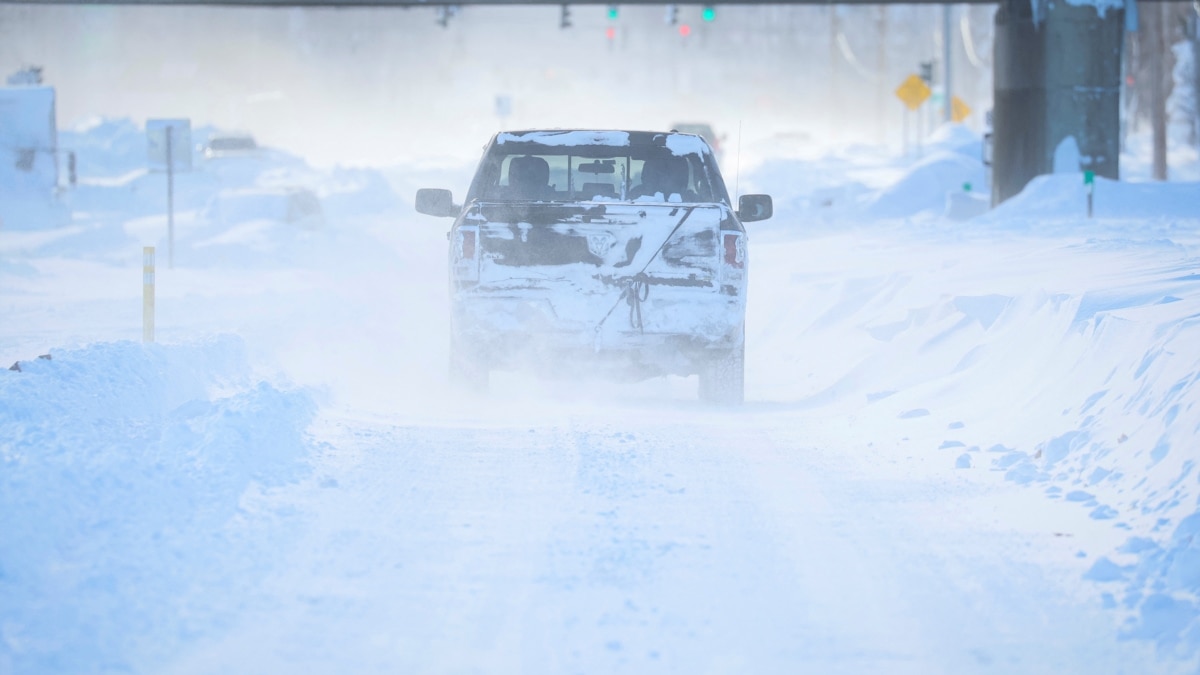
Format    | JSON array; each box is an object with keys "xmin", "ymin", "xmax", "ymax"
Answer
[
  {"xmin": 737, "ymin": 194, "xmax": 773, "ymax": 222},
  {"xmin": 415, "ymin": 188, "xmax": 458, "ymax": 218}
]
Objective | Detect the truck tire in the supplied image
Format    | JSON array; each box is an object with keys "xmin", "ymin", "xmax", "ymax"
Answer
[{"xmin": 698, "ymin": 345, "xmax": 744, "ymax": 406}]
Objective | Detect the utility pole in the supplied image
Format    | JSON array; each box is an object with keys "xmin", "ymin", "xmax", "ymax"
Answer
[
  {"xmin": 1148, "ymin": 0, "xmax": 1168, "ymax": 180},
  {"xmin": 1194, "ymin": 6, "xmax": 1200, "ymax": 147},
  {"xmin": 943, "ymin": 5, "xmax": 953, "ymax": 122},
  {"xmin": 878, "ymin": 6, "xmax": 889, "ymax": 144},
  {"xmin": 829, "ymin": 6, "xmax": 841, "ymax": 142}
]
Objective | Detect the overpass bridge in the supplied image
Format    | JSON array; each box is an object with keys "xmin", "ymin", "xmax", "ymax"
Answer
[{"xmin": 3, "ymin": 0, "xmax": 1167, "ymax": 205}]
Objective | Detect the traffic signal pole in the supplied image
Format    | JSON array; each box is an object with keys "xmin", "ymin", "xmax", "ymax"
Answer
[{"xmin": 943, "ymin": 5, "xmax": 952, "ymax": 122}]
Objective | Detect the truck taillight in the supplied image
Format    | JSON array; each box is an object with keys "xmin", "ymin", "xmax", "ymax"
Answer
[
  {"xmin": 453, "ymin": 226, "xmax": 480, "ymax": 284},
  {"xmin": 723, "ymin": 233, "xmax": 743, "ymax": 269},
  {"xmin": 461, "ymin": 229, "xmax": 476, "ymax": 259}
]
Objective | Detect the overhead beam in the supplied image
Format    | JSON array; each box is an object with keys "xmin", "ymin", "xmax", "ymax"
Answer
[
  {"xmin": 0, "ymin": 0, "xmax": 1002, "ymax": 6},
  {"xmin": 1, "ymin": 0, "xmax": 1179, "ymax": 9}
]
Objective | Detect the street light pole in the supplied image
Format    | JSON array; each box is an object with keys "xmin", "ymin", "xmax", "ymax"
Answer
[{"xmin": 943, "ymin": 4, "xmax": 952, "ymax": 122}]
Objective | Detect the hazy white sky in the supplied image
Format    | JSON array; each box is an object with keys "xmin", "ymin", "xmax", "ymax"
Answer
[{"xmin": 0, "ymin": 4, "xmax": 995, "ymax": 165}]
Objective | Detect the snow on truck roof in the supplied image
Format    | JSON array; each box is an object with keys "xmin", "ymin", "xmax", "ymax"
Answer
[{"xmin": 494, "ymin": 130, "xmax": 711, "ymax": 157}]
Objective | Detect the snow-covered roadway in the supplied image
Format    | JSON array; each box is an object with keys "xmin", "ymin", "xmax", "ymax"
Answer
[{"xmin": 164, "ymin": 402, "xmax": 1165, "ymax": 675}]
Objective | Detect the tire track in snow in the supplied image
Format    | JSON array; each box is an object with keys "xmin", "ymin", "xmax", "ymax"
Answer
[
  {"xmin": 518, "ymin": 414, "xmax": 931, "ymax": 674},
  {"xmin": 163, "ymin": 406, "xmax": 1183, "ymax": 674}
]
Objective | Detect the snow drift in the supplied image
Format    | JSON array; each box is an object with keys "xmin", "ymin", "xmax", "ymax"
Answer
[{"xmin": 0, "ymin": 336, "xmax": 317, "ymax": 673}]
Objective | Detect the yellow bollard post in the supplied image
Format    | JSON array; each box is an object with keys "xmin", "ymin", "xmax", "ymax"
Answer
[{"xmin": 143, "ymin": 246, "xmax": 155, "ymax": 343}]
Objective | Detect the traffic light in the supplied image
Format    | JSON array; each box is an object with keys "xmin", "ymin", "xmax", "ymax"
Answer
[
  {"xmin": 679, "ymin": 23, "xmax": 692, "ymax": 37},
  {"xmin": 702, "ymin": 5, "xmax": 715, "ymax": 21},
  {"xmin": 560, "ymin": 4, "xmax": 571, "ymax": 29},
  {"xmin": 435, "ymin": 5, "xmax": 457, "ymax": 28},
  {"xmin": 919, "ymin": 61, "xmax": 933, "ymax": 84},
  {"xmin": 664, "ymin": 3, "xmax": 677, "ymax": 25},
  {"xmin": 607, "ymin": 4, "xmax": 618, "ymax": 20}
]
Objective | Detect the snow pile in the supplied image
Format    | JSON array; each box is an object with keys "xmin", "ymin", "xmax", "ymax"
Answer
[
  {"xmin": 860, "ymin": 124, "xmax": 987, "ymax": 219},
  {"xmin": 24, "ymin": 117, "xmax": 404, "ymax": 270},
  {"xmin": 983, "ymin": 173, "xmax": 1200, "ymax": 222},
  {"xmin": 860, "ymin": 150, "xmax": 985, "ymax": 219},
  {"xmin": 0, "ymin": 336, "xmax": 318, "ymax": 673},
  {"xmin": 749, "ymin": 164, "xmax": 1200, "ymax": 655},
  {"xmin": 922, "ymin": 122, "xmax": 986, "ymax": 159},
  {"xmin": 978, "ymin": 281, "xmax": 1200, "ymax": 656},
  {"xmin": 60, "ymin": 116, "xmax": 169, "ymax": 181},
  {"xmin": 318, "ymin": 165, "xmax": 404, "ymax": 218},
  {"xmin": 742, "ymin": 123, "xmax": 988, "ymax": 227}
]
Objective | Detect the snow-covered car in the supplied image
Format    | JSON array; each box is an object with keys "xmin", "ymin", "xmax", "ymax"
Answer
[
  {"xmin": 415, "ymin": 129, "xmax": 772, "ymax": 404},
  {"xmin": 203, "ymin": 132, "xmax": 259, "ymax": 160}
]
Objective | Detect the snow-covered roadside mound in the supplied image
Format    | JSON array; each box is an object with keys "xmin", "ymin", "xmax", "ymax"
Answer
[
  {"xmin": 750, "ymin": 224, "xmax": 1200, "ymax": 657},
  {"xmin": 741, "ymin": 123, "xmax": 988, "ymax": 230},
  {"xmin": 982, "ymin": 173, "xmax": 1200, "ymax": 223},
  {"xmin": 0, "ymin": 336, "xmax": 318, "ymax": 673},
  {"xmin": 11, "ymin": 117, "xmax": 403, "ymax": 269},
  {"xmin": 738, "ymin": 130, "xmax": 1200, "ymax": 654},
  {"xmin": 860, "ymin": 150, "xmax": 985, "ymax": 220}
]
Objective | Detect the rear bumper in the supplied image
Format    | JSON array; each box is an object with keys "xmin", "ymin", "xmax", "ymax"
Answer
[{"xmin": 452, "ymin": 293, "xmax": 744, "ymax": 379}]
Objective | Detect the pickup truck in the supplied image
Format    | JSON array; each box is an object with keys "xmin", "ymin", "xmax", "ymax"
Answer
[{"xmin": 415, "ymin": 129, "xmax": 772, "ymax": 404}]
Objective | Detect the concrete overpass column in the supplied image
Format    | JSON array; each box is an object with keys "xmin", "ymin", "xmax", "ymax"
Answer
[
  {"xmin": 993, "ymin": 0, "xmax": 1044, "ymax": 204},
  {"xmin": 992, "ymin": 0, "xmax": 1124, "ymax": 205},
  {"xmin": 1044, "ymin": 1, "xmax": 1125, "ymax": 183}
]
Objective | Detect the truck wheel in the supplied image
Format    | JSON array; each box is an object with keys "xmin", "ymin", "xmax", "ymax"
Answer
[
  {"xmin": 449, "ymin": 341, "xmax": 489, "ymax": 394},
  {"xmin": 699, "ymin": 346, "xmax": 744, "ymax": 406}
]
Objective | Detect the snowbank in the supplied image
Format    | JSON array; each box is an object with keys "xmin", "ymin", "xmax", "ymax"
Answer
[
  {"xmin": 0, "ymin": 336, "xmax": 318, "ymax": 672},
  {"xmin": 742, "ymin": 123, "xmax": 988, "ymax": 227},
  {"xmin": 752, "ymin": 219, "xmax": 1200, "ymax": 656},
  {"xmin": 860, "ymin": 150, "xmax": 986, "ymax": 219},
  {"xmin": 983, "ymin": 173, "xmax": 1200, "ymax": 222}
]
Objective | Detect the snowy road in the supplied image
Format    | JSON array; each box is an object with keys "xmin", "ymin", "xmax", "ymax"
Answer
[{"xmin": 161, "ymin": 403, "xmax": 1167, "ymax": 674}]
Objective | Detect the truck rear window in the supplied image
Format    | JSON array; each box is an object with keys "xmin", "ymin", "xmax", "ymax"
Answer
[{"xmin": 473, "ymin": 148, "xmax": 720, "ymax": 204}]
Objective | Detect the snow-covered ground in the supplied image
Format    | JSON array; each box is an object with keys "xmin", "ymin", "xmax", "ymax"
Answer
[{"xmin": 2, "ymin": 117, "xmax": 1199, "ymax": 674}]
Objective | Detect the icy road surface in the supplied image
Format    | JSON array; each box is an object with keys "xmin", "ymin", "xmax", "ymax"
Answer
[{"xmin": 164, "ymin": 405, "xmax": 1164, "ymax": 675}]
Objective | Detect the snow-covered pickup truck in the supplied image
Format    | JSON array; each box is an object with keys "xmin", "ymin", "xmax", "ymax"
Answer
[{"xmin": 415, "ymin": 129, "xmax": 772, "ymax": 404}]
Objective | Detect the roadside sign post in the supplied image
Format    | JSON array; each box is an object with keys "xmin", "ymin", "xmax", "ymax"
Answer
[
  {"xmin": 984, "ymin": 109, "xmax": 994, "ymax": 204},
  {"xmin": 895, "ymin": 74, "xmax": 932, "ymax": 157},
  {"xmin": 146, "ymin": 119, "xmax": 191, "ymax": 269},
  {"xmin": 143, "ymin": 246, "xmax": 155, "ymax": 343},
  {"xmin": 166, "ymin": 131, "xmax": 174, "ymax": 267},
  {"xmin": 1084, "ymin": 170, "xmax": 1095, "ymax": 218}
]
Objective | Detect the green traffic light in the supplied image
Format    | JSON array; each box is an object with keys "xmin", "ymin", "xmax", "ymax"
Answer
[
  {"xmin": 607, "ymin": 5, "xmax": 618, "ymax": 19},
  {"xmin": 702, "ymin": 5, "xmax": 714, "ymax": 21}
]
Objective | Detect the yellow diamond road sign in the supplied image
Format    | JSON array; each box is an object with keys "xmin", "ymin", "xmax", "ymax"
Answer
[
  {"xmin": 895, "ymin": 74, "xmax": 932, "ymax": 111},
  {"xmin": 951, "ymin": 96, "xmax": 972, "ymax": 123}
]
